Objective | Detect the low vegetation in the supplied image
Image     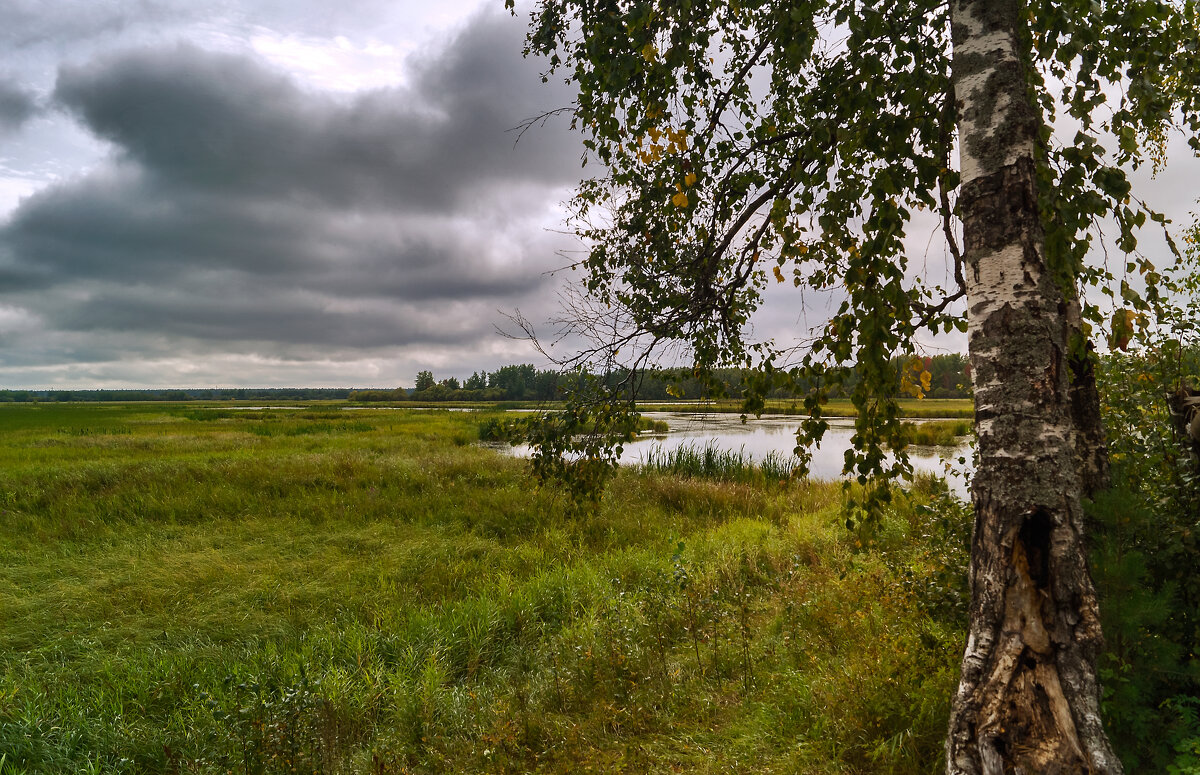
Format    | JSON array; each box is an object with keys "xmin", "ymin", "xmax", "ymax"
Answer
[
  {"xmin": 0, "ymin": 397, "xmax": 1194, "ymax": 773},
  {"xmin": 0, "ymin": 403, "xmax": 970, "ymax": 774},
  {"xmin": 468, "ymin": 398, "xmax": 975, "ymax": 419},
  {"xmin": 896, "ymin": 419, "xmax": 973, "ymax": 448},
  {"xmin": 478, "ymin": 415, "xmax": 669, "ymax": 444},
  {"xmin": 641, "ymin": 441, "xmax": 800, "ymax": 484},
  {"xmin": 635, "ymin": 399, "xmax": 974, "ymax": 418}
]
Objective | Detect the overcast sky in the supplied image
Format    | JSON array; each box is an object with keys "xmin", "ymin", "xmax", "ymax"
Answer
[
  {"xmin": 0, "ymin": 0, "xmax": 589, "ymax": 388},
  {"xmin": 0, "ymin": 2, "xmax": 1196, "ymax": 389}
]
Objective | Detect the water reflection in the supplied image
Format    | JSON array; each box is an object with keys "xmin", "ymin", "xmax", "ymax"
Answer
[{"xmin": 508, "ymin": 411, "xmax": 974, "ymax": 498}]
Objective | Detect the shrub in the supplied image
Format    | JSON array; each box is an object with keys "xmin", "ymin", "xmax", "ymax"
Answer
[{"xmin": 1094, "ymin": 342, "xmax": 1200, "ymax": 771}]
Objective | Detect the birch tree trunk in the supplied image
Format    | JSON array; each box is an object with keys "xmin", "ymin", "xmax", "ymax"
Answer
[
  {"xmin": 1067, "ymin": 323, "xmax": 1111, "ymax": 499},
  {"xmin": 945, "ymin": 0, "xmax": 1122, "ymax": 771}
]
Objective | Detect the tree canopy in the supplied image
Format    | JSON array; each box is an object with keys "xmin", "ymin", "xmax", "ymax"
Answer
[{"xmin": 510, "ymin": 0, "xmax": 1199, "ymax": 499}]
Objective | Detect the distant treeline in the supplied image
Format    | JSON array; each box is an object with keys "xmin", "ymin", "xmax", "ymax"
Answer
[
  {"xmin": 0, "ymin": 355, "xmax": 973, "ymax": 404},
  {"xmin": 349, "ymin": 364, "xmax": 564, "ymax": 402},
  {"xmin": 0, "ymin": 388, "xmax": 354, "ymax": 403},
  {"xmin": 350, "ymin": 354, "xmax": 973, "ymax": 403}
]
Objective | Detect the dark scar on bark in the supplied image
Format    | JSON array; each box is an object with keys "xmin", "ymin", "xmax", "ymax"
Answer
[{"xmin": 1019, "ymin": 509, "xmax": 1053, "ymax": 590}]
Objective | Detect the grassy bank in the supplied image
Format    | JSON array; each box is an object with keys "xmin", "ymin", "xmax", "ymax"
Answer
[
  {"xmin": 0, "ymin": 404, "xmax": 970, "ymax": 774},
  {"xmin": 361, "ymin": 398, "xmax": 976, "ymax": 419},
  {"xmin": 896, "ymin": 420, "xmax": 973, "ymax": 448},
  {"xmin": 636, "ymin": 398, "xmax": 974, "ymax": 418}
]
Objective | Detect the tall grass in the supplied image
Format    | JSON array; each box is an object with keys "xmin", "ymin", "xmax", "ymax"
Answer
[
  {"xmin": 897, "ymin": 419, "xmax": 973, "ymax": 447},
  {"xmin": 478, "ymin": 414, "xmax": 668, "ymax": 443},
  {"xmin": 0, "ymin": 403, "xmax": 972, "ymax": 774},
  {"xmin": 640, "ymin": 441, "xmax": 798, "ymax": 484}
]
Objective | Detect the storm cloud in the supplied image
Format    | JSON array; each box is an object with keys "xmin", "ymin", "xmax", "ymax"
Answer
[
  {"xmin": 0, "ymin": 78, "xmax": 38, "ymax": 133},
  {"xmin": 0, "ymin": 9, "xmax": 583, "ymax": 384}
]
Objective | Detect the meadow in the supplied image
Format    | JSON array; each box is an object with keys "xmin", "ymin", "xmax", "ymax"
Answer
[{"xmin": 0, "ymin": 402, "xmax": 980, "ymax": 773}]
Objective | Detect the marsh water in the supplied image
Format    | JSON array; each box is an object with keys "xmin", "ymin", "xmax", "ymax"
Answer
[{"xmin": 508, "ymin": 411, "xmax": 974, "ymax": 497}]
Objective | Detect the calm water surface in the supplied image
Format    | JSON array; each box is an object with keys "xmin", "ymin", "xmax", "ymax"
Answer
[{"xmin": 508, "ymin": 411, "xmax": 974, "ymax": 497}]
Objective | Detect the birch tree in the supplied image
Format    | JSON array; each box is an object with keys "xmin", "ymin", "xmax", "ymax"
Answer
[{"xmin": 510, "ymin": 0, "xmax": 1200, "ymax": 770}]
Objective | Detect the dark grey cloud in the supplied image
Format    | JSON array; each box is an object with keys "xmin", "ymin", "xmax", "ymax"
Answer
[
  {"xmin": 51, "ymin": 25, "xmax": 576, "ymax": 211},
  {"xmin": 0, "ymin": 78, "xmax": 38, "ymax": 132},
  {"xmin": 0, "ymin": 9, "xmax": 580, "ymax": 369},
  {"xmin": 53, "ymin": 287, "xmax": 483, "ymax": 348}
]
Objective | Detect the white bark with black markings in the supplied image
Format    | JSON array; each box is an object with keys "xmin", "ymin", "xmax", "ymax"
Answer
[{"xmin": 945, "ymin": 0, "xmax": 1121, "ymax": 772}]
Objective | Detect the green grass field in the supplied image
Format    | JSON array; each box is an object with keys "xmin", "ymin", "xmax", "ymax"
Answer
[{"xmin": 0, "ymin": 403, "xmax": 970, "ymax": 774}]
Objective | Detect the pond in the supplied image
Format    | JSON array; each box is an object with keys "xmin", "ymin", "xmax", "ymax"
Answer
[{"xmin": 507, "ymin": 411, "xmax": 974, "ymax": 498}]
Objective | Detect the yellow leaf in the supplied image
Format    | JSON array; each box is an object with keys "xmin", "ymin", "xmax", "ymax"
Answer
[
  {"xmin": 641, "ymin": 43, "xmax": 657, "ymax": 61},
  {"xmin": 773, "ymin": 266, "xmax": 785, "ymax": 283},
  {"xmin": 900, "ymin": 356, "xmax": 930, "ymax": 399},
  {"xmin": 684, "ymin": 172, "xmax": 697, "ymax": 187},
  {"xmin": 672, "ymin": 191, "xmax": 689, "ymax": 208}
]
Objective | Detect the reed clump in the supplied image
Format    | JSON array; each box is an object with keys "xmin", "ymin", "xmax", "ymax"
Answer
[
  {"xmin": 640, "ymin": 441, "xmax": 798, "ymax": 484},
  {"xmin": 896, "ymin": 419, "xmax": 972, "ymax": 447}
]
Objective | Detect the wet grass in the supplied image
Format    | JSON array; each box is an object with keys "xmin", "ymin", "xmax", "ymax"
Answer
[
  {"xmin": 898, "ymin": 419, "xmax": 973, "ymax": 447},
  {"xmin": 0, "ymin": 403, "xmax": 970, "ymax": 774},
  {"xmin": 477, "ymin": 415, "xmax": 669, "ymax": 444},
  {"xmin": 641, "ymin": 441, "xmax": 799, "ymax": 484}
]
